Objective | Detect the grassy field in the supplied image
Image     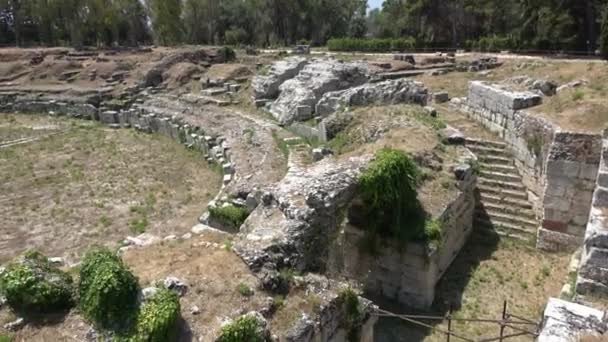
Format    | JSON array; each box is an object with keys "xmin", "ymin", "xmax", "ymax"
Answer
[{"xmin": 0, "ymin": 113, "xmax": 222, "ymax": 264}]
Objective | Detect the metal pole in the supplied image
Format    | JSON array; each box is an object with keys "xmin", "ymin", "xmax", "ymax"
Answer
[{"xmin": 499, "ymin": 300, "xmax": 507, "ymax": 342}]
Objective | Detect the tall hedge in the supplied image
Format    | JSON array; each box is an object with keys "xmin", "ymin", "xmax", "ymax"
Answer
[
  {"xmin": 0, "ymin": 251, "xmax": 74, "ymax": 315},
  {"xmin": 327, "ymin": 38, "xmax": 415, "ymax": 52},
  {"xmin": 78, "ymin": 248, "xmax": 139, "ymax": 330}
]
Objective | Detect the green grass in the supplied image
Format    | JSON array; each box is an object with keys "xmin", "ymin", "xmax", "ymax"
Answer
[
  {"xmin": 0, "ymin": 334, "xmax": 13, "ymax": 342},
  {"xmin": 411, "ymin": 108, "xmax": 447, "ymax": 130},
  {"xmin": 237, "ymin": 283, "xmax": 254, "ymax": 297}
]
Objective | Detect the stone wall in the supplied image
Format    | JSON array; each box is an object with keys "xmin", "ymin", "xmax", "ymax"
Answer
[
  {"xmin": 330, "ymin": 163, "xmax": 477, "ymax": 309},
  {"xmin": 538, "ymin": 297, "xmax": 606, "ymax": 341},
  {"xmin": 576, "ymin": 130, "xmax": 608, "ymax": 299},
  {"xmin": 459, "ymin": 81, "xmax": 555, "ymax": 208},
  {"xmin": 538, "ymin": 132, "xmax": 602, "ymax": 252},
  {"xmin": 458, "ymin": 81, "xmax": 602, "ymax": 251}
]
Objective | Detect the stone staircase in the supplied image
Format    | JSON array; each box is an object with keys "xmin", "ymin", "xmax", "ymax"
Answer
[{"xmin": 465, "ymin": 138, "xmax": 539, "ymax": 242}]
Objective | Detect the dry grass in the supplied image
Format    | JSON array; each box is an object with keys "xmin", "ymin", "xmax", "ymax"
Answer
[
  {"xmin": 0, "ymin": 114, "xmax": 222, "ymax": 264},
  {"xmin": 414, "ymin": 58, "xmax": 608, "ymax": 133}
]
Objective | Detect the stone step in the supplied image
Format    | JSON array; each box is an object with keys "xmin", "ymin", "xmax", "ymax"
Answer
[
  {"xmin": 467, "ymin": 145, "xmax": 508, "ymax": 157},
  {"xmin": 476, "ymin": 202, "xmax": 536, "ymax": 220},
  {"xmin": 482, "ymin": 163, "xmax": 518, "ymax": 174},
  {"xmin": 478, "ymin": 178, "xmax": 526, "ymax": 192},
  {"xmin": 475, "ymin": 218, "xmax": 537, "ymax": 241},
  {"xmin": 465, "ymin": 138, "xmax": 508, "ymax": 149},
  {"xmin": 477, "ymin": 185, "xmax": 529, "ymax": 200},
  {"xmin": 478, "ymin": 155, "xmax": 513, "ymax": 165},
  {"xmin": 475, "ymin": 209, "xmax": 538, "ymax": 229},
  {"xmin": 479, "ymin": 170, "xmax": 522, "ymax": 183},
  {"xmin": 479, "ymin": 193, "xmax": 533, "ymax": 210}
]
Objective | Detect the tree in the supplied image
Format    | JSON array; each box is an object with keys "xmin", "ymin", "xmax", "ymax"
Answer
[
  {"xmin": 150, "ymin": 0, "xmax": 182, "ymax": 45},
  {"xmin": 601, "ymin": 3, "xmax": 608, "ymax": 59}
]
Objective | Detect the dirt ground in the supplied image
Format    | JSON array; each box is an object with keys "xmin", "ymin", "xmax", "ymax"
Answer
[{"xmin": 0, "ymin": 113, "xmax": 221, "ymax": 264}]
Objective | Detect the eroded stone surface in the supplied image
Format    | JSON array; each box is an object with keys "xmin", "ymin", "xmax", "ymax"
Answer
[
  {"xmin": 252, "ymin": 57, "xmax": 309, "ymax": 99},
  {"xmin": 269, "ymin": 60, "xmax": 369, "ymax": 125},
  {"xmin": 538, "ymin": 298, "xmax": 606, "ymax": 342},
  {"xmin": 315, "ymin": 79, "xmax": 428, "ymax": 117}
]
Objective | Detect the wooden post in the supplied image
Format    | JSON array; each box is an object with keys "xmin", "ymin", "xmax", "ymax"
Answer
[
  {"xmin": 447, "ymin": 306, "xmax": 452, "ymax": 342},
  {"xmin": 499, "ymin": 300, "xmax": 507, "ymax": 342}
]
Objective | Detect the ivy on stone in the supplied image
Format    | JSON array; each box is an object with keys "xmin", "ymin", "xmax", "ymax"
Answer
[
  {"xmin": 0, "ymin": 251, "xmax": 74, "ymax": 315},
  {"xmin": 358, "ymin": 148, "xmax": 428, "ymax": 246},
  {"xmin": 78, "ymin": 248, "xmax": 139, "ymax": 330}
]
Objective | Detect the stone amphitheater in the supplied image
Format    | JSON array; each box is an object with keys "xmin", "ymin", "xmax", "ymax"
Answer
[{"xmin": 0, "ymin": 47, "xmax": 607, "ymax": 341}]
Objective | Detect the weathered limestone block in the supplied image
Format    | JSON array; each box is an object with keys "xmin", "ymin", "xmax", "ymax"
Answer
[
  {"xmin": 315, "ymin": 79, "xmax": 428, "ymax": 117},
  {"xmin": 468, "ymin": 81, "xmax": 542, "ymax": 112},
  {"xmin": 538, "ymin": 298, "xmax": 606, "ymax": 342},
  {"xmin": 252, "ymin": 57, "xmax": 309, "ymax": 99},
  {"xmin": 269, "ymin": 60, "xmax": 369, "ymax": 125},
  {"xmin": 99, "ymin": 110, "xmax": 119, "ymax": 124}
]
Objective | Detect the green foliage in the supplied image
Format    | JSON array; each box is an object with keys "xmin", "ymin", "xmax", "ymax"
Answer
[
  {"xmin": 338, "ymin": 288, "xmax": 361, "ymax": 342},
  {"xmin": 209, "ymin": 205, "xmax": 250, "ymax": 229},
  {"xmin": 128, "ymin": 289, "xmax": 181, "ymax": 342},
  {"xmin": 0, "ymin": 334, "xmax": 13, "ymax": 342},
  {"xmin": 150, "ymin": 0, "xmax": 183, "ymax": 45},
  {"xmin": 217, "ymin": 315, "xmax": 265, "ymax": 342},
  {"xmin": 359, "ymin": 148, "xmax": 433, "ymax": 245},
  {"xmin": 327, "ymin": 37, "xmax": 415, "ymax": 52},
  {"xmin": 237, "ymin": 283, "xmax": 254, "ymax": 297},
  {"xmin": 601, "ymin": 5, "xmax": 608, "ymax": 60},
  {"xmin": 471, "ymin": 35, "xmax": 517, "ymax": 52},
  {"xmin": 218, "ymin": 47, "xmax": 237, "ymax": 62},
  {"xmin": 424, "ymin": 219, "xmax": 443, "ymax": 243},
  {"xmin": 411, "ymin": 109, "xmax": 446, "ymax": 131},
  {"xmin": 572, "ymin": 90, "xmax": 585, "ymax": 101},
  {"xmin": 225, "ymin": 28, "xmax": 248, "ymax": 46},
  {"xmin": 0, "ymin": 251, "xmax": 74, "ymax": 315},
  {"xmin": 79, "ymin": 248, "xmax": 139, "ymax": 330}
]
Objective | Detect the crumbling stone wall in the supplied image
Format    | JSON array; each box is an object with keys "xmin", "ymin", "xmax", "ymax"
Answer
[
  {"xmin": 458, "ymin": 81, "xmax": 602, "ymax": 251},
  {"xmin": 576, "ymin": 130, "xmax": 608, "ymax": 299},
  {"xmin": 538, "ymin": 132, "xmax": 602, "ymax": 251},
  {"xmin": 330, "ymin": 162, "xmax": 477, "ymax": 309}
]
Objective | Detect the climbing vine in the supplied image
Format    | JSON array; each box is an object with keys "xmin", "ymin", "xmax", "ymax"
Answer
[
  {"xmin": 79, "ymin": 248, "xmax": 139, "ymax": 330},
  {"xmin": 359, "ymin": 148, "xmax": 432, "ymax": 247}
]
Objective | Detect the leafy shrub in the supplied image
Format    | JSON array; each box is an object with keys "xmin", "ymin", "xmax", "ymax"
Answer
[
  {"xmin": 224, "ymin": 28, "xmax": 248, "ymax": 46},
  {"xmin": 217, "ymin": 315, "xmax": 265, "ymax": 342},
  {"xmin": 0, "ymin": 251, "xmax": 74, "ymax": 315},
  {"xmin": 0, "ymin": 334, "xmax": 13, "ymax": 342},
  {"xmin": 237, "ymin": 283, "xmax": 254, "ymax": 297},
  {"xmin": 338, "ymin": 288, "xmax": 361, "ymax": 342},
  {"xmin": 218, "ymin": 47, "xmax": 236, "ymax": 62},
  {"xmin": 358, "ymin": 149, "xmax": 433, "ymax": 245},
  {"xmin": 327, "ymin": 37, "xmax": 414, "ymax": 52},
  {"xmin": 129, "ymin": 289, "xmax": 181, "ymax": 342},
  {"xmin": 601, "ymin": 5, "xmax": 608, "ymax": 60},
  {"xmin": 209, "ymin": 205, "xmax": 250, "ymax": 229},
  {"xmin": 79, "ymin": 248, "xmax": 139, "ymax": 330}
]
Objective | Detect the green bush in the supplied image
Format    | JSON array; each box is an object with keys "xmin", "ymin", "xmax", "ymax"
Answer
[
  {"xmin": 358, "ymin": 149, "xmax": 430, "ymax": 244},
  {"xmin": 0, "ymin": 251, "xmax": 74, "ymax": 315},
  {"xmin": 218, "ymin": 46, "xmax": 236, "ymax": 62},
  {"xmin": 327, "ymin": 37, "xmax": 414, "ymax": 52},
  {"xmin": 0, "ymin": 334, "xmax": 13, "ymax": 342},
  {"xmin": 209, "ymin": 205, "xmax": 250, "ymax": 229},
  {"xmin": 129, "ymin": 289, "xmax": 181, "ymax": 342},
  {"xmin": 224, "ymin": 28, "xmax": 248, "ymax": 46},
  {"xmin": 338, "ymin": 288, "xmax": 361, "ymax": 342},
  {"xmin": 217, "ymin": 315, "xmax": 265, "ymax": 342},
  {"xmin": 79, "ymin": 248, "xmax": 139, "ymax": 330}
]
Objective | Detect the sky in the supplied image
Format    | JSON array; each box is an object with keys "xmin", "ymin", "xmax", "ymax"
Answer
[{"xmin": 369, "ymin": 0, "xmax": 384, "ymax": 10}]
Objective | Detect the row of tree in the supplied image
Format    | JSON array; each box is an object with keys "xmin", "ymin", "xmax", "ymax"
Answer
[
  {"xmin": 370, "ymin": 0, "xmax": 608, "ymax": 52},
  {"xmin": 0, "ymin": 0, "xmax": 607, "ymax": 53},
  {"xmin": 0, "ymin": 0, "xmax": 367, "ymax": 47}
]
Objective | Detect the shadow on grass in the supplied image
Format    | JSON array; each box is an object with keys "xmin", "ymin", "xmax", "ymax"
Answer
[{"xmin": 373, "ymin": 219, "xmax": 501, "ymax": 342}]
